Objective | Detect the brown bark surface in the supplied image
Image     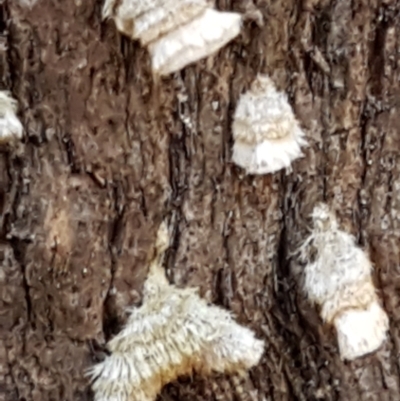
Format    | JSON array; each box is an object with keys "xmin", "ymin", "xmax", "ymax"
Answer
[{"xmin": 1, "ymin": 0, "xmax": 400, "ymax": 400}]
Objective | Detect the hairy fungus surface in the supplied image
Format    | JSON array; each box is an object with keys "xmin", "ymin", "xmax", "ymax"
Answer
[
  {"xmin": 102, "ymin": 0, "xmax": 242, "ymax": 76},
  {"xmin": 232, "ymin": 74, "xmax": 307, "ymax": 175},
  {"xmin": 88, "ymin": 223, "xmax": 265, "ymax": 401},
  {"xmin": 300, "ymin": 203, "xmax": 389, "ymax": 360}
]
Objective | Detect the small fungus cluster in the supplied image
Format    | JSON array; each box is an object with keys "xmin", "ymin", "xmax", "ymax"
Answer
[
  {"xmin": 102, "ymin": 0, "xmax": 242, "ymax": 76},
  {"xmin": 88, "ymin": 223, "xmax": 265, "ymax": 401}
]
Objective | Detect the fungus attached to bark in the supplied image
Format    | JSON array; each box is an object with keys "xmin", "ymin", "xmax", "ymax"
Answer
[
  {"xmin": 232, "ymin": 74, "xmax": 307, "ymax": 175},
  {"xmin": 0, "ymin": 91, "xmax": 23, "ymax": 144},
  {"xmin": 102, "ymin": 0, "xmax": 242, "ymax": 76},
  {"xmin": 299, "ymin": 203, "xmax": 389, "ymax": 361},
  {"xmin": 88, "ymin": 222, "xmax": 265, "ymax": 401}
]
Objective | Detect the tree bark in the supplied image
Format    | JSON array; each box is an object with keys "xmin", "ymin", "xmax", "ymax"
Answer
[{"xmin": 1, "ymin": 0, "xmax": 400, "ymax": 400}]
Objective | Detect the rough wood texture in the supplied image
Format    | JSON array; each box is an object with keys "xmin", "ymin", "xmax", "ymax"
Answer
[{"xmin": 1, "ymin": 0, "xmax": 400, "ymax": 400}]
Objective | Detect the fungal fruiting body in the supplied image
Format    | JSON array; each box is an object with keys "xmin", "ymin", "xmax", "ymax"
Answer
[
  {"xmin": 148, "ymin": 8, "xmax": 242, "ymax": 76},
  {"xmin": 300, "ymin": 203, "xmax": 389, "ymax": 360},
  {"xmin": 125, "ymin": 0, "xmax": 208, "ymax": 46},
  {"xmin": 0, "ymin": 91, "xmax": 23, "ymax": 144},
  {"xmin": 88, "ymin": 223, "xmax": 265, "ymax": 401},
  {"xmin": 102, "ymin": 0, "xmax": 242, "ymax": 76},
  {"xmin": 232, "ymin": 74, "xmax": 307, "ymax": 175}
]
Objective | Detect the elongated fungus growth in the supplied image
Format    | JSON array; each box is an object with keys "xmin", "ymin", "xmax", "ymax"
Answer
[
  {"xmin": 0, "ymin": 91, "xmax": 23, "ymax": 144},
  {"xmin": 299, "ymin": 203, "xmax": 389, "ymax": 361},
  {"xmin": 88, "ymin": 222, "xmax": 265, "ymax": 401},
  {"xmin": 232, "ymin": 74, "xmax": 307, "ymax": 175},
  {"xmin": 102, "ymin": 0, "xmax": 242, "ymax": 76}
]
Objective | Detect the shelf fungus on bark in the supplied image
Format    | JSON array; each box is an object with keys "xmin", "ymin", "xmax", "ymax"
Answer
[
  {"xmin": 231, "ymin": 74, "xmax": 307, "ymax": 175},
  {"xmin": 0, "ymin": 91, "xmax": 23, "ymax": 144},
  {"xmin": 87, "ymin": 222, "xmax": 265, "ymax": 401},
  {"xmin": 102, "ymin": 0, "xmax": 242, "ymax": 76},
  {"xmin": 299, "ymin": 203, "xmax": 389, "ymax": 361}
]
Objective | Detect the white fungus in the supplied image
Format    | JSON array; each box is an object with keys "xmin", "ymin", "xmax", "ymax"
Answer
[
  {"xmin": 102, "ymin": 0, "xmax": 242, "ymax": 76},
  {"xmin": 88, "ymin": 222, "xmax": 265, "ymax": 401},
  {"xmin": 299, "ymin": 203, "xmax": 389, "ymax": 361},
  {"xmin": 0, "ymin": 91, "xmax": 23, "ymax": 144},
  {"xmin": 232, "ymin": 74, "xmax": 307, "ymax": 175}
]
